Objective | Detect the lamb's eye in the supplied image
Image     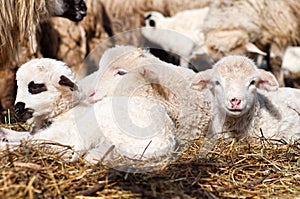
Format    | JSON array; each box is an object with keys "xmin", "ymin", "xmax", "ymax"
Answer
[
  {"xmin": 215, "ymin": 81, "xmax": 220, "ymax": 86},
  {"xmin": 249, "ymin": 80, "xmax": 256, "ymax": 86},
  {"xmin": 28, "ymin": 81, "xmax": 47, "ymax": 94},
  {"xmin": 114, "ymin": 69, "xmax": 127, "ymax": 76}
]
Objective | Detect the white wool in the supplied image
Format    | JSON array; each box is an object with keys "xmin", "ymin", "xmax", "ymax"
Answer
[
  {"xmin": 0, "ymin": 58, "xmax": 176, "ymax": 163},
  {"xmin": 192, "ymin": 55, "xmax": 300, "ymax": 141},
  {"xmin": 88, "ymin": 46, "xmax": 212, "ymax": 142},
  {"xmin": 141, "ymin": 8, "xmax": 209, "ymax": 66}
]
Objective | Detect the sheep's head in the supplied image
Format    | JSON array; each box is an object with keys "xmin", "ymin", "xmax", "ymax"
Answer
[
  {"xmin": 14, "ymin": 58, "xmax": 82, "ymax": 122},
  {"xmin": 88, "ymin": 46, "xmax": 158, "ymax": 103},
  {"xmin": 50, "ymin": 0, "xmax": 87, "ymax": 22},
  {"xmin": 191, "ymin": 55, "xmax": 278, "ymax": 117}
]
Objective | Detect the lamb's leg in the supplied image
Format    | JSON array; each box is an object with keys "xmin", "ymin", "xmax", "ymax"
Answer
[{"xmin": 0, "ymin": 128, "xmax": 31, "ymax": 143}]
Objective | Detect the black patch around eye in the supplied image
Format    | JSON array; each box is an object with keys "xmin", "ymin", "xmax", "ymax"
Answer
[
  {"xmin": 58, "ymin": 75, "xmax": 78, "ymax": 91},
  {"xmin": 149, "ymin": 19, "xmax": 156, "ymax": 27},
  {"xmin": 28, "ymin": 81, "xmax": 47, "ymax": 94},
  {"xmin": 145, "ymin": 14, "xmax": 152, "ymax": 20}
]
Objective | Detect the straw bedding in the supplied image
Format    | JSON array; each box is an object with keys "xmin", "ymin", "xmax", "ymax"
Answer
[{"xmin": 0, "ymin": 119, "xmax": 299, "ymax": 198}]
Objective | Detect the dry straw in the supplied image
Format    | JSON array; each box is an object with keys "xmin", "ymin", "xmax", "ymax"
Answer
[{"xmin": 0, "ymin": 122, "xmax": 299, "ymax": 198}]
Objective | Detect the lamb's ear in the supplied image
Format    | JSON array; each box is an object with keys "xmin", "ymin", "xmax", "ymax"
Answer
[
  {"xmin": 190, "ymin": 69, "xmax": 213, "ymax": 90},
  {"xmin": 58, "ymin": 75, "xmax": 79, "ymax": 91},
  {"xmin": 50, "ymin": 73, "xmax": 78, "ymax": 91},
  {"xmin": 137, "ymin": 66, "xmax": 158, "ymax": 83},
  {"xmin": 257, "ymin": 69, "xmax": 279, "ymax": 91}
]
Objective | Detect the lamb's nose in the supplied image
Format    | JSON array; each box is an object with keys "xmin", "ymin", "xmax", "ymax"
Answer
[
  {"xmin": 230, "ymin": 98, "xmax": 241, "ymax": 109},
  {"xmin": 14, "ymin": 102, "xmax": 25, "ymax": 115}
]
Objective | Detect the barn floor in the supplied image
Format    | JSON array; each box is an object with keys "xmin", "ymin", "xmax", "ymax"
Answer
[{"xmin": 0, "ymin": 121, "xmax": 299, "ymax": 198}]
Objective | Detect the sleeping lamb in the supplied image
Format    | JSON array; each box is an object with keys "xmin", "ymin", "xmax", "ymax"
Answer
[
  {"xmin": 0, "ymin": 58, "xmax": 176, "ymax": 164},
  {"xmin": 191, "ymin": 55, "xmax": 300, "ymax": 141}
]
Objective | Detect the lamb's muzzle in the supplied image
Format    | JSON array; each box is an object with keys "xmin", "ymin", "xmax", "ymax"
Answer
[{"xmin": 14, "ymin": 102, "xmax": 34, "ymax": 122}]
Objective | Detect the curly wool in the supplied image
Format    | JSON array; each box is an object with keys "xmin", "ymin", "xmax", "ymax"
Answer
[{"xmin": 203, "ymin": 0, "xmax": 300, "ymax": 53}]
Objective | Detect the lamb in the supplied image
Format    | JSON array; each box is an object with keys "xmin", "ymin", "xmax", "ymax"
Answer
[
  {"xmin": 191, "ymin": 55, "xmax": 300, "ymax": 141},
  {"xmin": 0, "ymin": 0, "xmax": 87, "ymax": 109},
  {"xmin": 88, "ymin": 45, "xmax": 212, "ymax": 142},
  {"xmin": 0, "ymin": 58, "xmax": 176, "ymax": 164},
  {"xmin": 141, "ymin": 8, "xmax": 209, "ymax": 68},
  {"xmin": 200, "ymin": 0, "xmax": 300, "ymax": 86}
]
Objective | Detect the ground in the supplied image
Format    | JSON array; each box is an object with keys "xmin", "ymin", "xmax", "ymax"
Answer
[{"xmin": 0, "ymin": 121, "xmax": 299, "ymax": 198}]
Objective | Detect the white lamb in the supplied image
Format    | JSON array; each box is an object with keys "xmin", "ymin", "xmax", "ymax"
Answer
[
  {"xmin": 141, "ymin": 8, "xmax": 209, "ymax": 68},
  {"xmin": 88, "ymin": 45, "xmax": 212, "ymax": 142},
  {"xmin": 0, "ymin": 58, "xmax": 176, "ymax": 163},
  {"xmin": 191, "ymin": 55, "xmax": 300, "ymax": 141}
]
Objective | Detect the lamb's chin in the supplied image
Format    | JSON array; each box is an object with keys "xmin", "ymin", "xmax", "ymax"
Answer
[{"xmin": 225, "ymin": 108, "xmax": 244, "ymax": 117}]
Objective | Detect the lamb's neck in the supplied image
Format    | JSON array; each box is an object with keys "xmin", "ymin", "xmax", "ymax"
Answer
[
  {"xmin": 31, "ymin": 92, "xmax": 84, "ymax": 134},
  {"xmin": 223, "ymin": 100, "xmax": 260, "ymax": 139},
  {"xmin": 50, "ymin": 92, "xmax": 83, "ymax": 119}
]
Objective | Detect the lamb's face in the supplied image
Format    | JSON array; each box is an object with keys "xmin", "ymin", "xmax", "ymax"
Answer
[
  {"xmin": 14, "ymin": 59, "xmax": 80, "ymax": 122},
  {"xmin": 212, "ymin": 57, "xmax": 259, "ymax": 117},
  {"xmin": 88, "ymin": 47, "xmax": 147, "ymax": 103},
  {"xmin": 51, "ymin": 0, "xmax": 87, "ymax": 22},
  {"xmin": 191, "ymin": 55, "xmax": 279, "ymax": 118}
]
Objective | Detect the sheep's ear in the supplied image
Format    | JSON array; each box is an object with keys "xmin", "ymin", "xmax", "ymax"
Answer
[
  {"xmin": 138, "ymin": 66, "xmax": 158, "ymax": 83},
  {"xmin": 58, "ymin": 75, "xmax": 79, "ymax": 91},
  {"xmin": 50, "ymin": 73, "xmax": 78, "ymax": 91},
  {"xmin": 190, "ymin": 69, "xmax": 213, "ymax": 90},
  {"xmin": 257, "ymin": 69, "xmax": 279, "ymax": 91}
]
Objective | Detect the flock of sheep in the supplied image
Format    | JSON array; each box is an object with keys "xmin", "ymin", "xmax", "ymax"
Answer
[
  {"xmin": 0, "ymin": 45, "xmax": 300, "ymax": 164},
  {"xmin": 0, "ymin": 0, "xmax": 300, "ymax": 165}
]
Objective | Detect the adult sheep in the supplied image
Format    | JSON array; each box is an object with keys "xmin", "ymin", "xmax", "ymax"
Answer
[
  {"xmin": 200, "ymin": 0, "xmax": 300, "ymax": 86},
  {"xmin": 87, "ymin": 46, "xmax": 212, "ymax": 142},
  {"xmin": 0, "ymin": 0, "xmax": 87, "ymax": 109},
  {"xmin": 0, "ymin": 58, "xmax": 176, "ymax": 164},
  {"xmin": 141, "ymin": 8, "xmax": 209, "ymax": 69},
  {"xmin": 191, "ymin": 55, "xmax": 300, "ymax": 141}
]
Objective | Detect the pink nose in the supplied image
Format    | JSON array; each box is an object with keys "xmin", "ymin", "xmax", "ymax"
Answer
[{"xmin": 230, "ymin": 98, "xmax": 241, "ymax": 109}]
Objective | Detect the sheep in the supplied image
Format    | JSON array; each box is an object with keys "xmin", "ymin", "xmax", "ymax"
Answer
[
  {"xmin": 87, "ymin": 46, "xmax": 212, "ymax": 142},
  {"xmin": 73, "ymin": 0, "xmax": 212, "ymax": 76},
  {"xmin": 0, "ymin": 0, "xmax": 87, "ymax": 109},
  {"xmin": 0, "ymin": 0, "xmax": 87, "ymax": 67},
  {"xmin": 199, "ymin": 0, "xmax": 300, "ymax": 86},
  {"xmin": 191, "ymin": 55, "xmax": 300, "ymax": 141},
  {"xmin": 141, "ymin": 8, "xmax": 209, "ymax": 69},
  {"xmin": 38, "ymin": 17, "xmax": 87, "ymax": 79},
  {"xmin": 0, "ymin": 58, "xmax": 176, "ymax": 164}
]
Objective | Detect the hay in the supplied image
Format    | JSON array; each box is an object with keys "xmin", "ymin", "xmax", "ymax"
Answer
[{"xmin": 0, "ymin": 120, "xmax": 299, "ymax": 198}]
